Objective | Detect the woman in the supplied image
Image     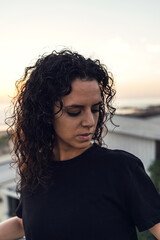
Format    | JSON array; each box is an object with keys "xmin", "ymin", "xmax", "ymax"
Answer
[{"xmin": 0, "ymin": 49, "xmax": 160, "ymax": 240}]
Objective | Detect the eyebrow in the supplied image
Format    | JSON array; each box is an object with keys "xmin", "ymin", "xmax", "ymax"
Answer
[{"xmin": 64, "ymin": 101, "xmax": 102, "ymax": 108}]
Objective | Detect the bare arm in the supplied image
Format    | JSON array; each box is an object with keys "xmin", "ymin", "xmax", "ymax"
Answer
[
  {"xmin": 0, "ymin": 217, "xmax": 24, "ymax": 240},
  {"xmin": 149, "ymin": 222, "xmax": 160, "ymax": 240}
]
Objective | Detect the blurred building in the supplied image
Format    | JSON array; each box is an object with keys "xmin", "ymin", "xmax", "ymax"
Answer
[
  {"xmin": 104, "ymin": 112, "xmax": 160, "ymax": 173},
  {"xmin": 0, "ymin": 154, "xmax": 19, "ymax": 222}
]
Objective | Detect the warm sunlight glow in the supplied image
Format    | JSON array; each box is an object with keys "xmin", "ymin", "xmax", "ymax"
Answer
[{"xmin": 0, "ymin": 0, "xmax": 160, "ymax": 102}]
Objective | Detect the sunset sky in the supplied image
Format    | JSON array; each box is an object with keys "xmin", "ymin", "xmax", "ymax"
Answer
[{"xmin": 0, "ymin": 0, "xmax": 160, "ymax": 104}]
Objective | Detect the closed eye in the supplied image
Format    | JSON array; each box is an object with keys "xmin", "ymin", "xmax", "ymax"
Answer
[
  {"xmin": 91, "ymin": 108, "xmax": 100, "ymax": 113},
  {"xmin": 66, "ymin": 111, "xmax": 81, "ymax": 117},
  {"xmin": 66, "ymin": 108, "xmax": 99, "ymax": 117}
]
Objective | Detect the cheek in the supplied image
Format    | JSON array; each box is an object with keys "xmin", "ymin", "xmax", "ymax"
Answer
[
  {"xmin": 53, "ymin": 116, "xmax": 78, "ymax": 136},
  {"xmin": 53, "ymin": 119, "xmax": 65, "ymax": 135}
]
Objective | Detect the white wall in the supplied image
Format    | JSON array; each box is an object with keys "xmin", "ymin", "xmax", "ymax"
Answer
[{"xmin": 104, "ymin": 131, "xmax": 156, "ymax": 173}]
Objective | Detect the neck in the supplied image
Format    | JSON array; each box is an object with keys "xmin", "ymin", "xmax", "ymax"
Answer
[{"xmin": 53, "ymin": 143, "xmax": 93, "ymax": 161}]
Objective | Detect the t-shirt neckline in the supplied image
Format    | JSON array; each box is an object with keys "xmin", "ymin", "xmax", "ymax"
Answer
[{"xmin": 51, "ymin": 143, "xmax": 98, "ymax": 165}]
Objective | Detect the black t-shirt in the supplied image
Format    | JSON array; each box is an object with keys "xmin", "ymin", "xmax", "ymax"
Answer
[{"xmin": 16, "ymin": 143, "xmax": 160, "ymax": 240}]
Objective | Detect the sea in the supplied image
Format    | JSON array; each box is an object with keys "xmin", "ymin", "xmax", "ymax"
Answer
[{"xmin": 0, "ymin": 97, "xmax": 160, "ymax": 132}]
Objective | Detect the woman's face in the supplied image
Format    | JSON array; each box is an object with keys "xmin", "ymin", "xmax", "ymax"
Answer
[{"xmin": 53, "ymin": 78, "xmax": 102, "ymax": 156}]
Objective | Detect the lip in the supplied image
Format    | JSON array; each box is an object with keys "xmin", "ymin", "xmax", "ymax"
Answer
[
  {"xmin": 79, "ymin": 133, "xmax": 92, "ymax": 136},
  {"xmin": 77, "ymin": 133, "xmax": 92, "ymax": 141}
]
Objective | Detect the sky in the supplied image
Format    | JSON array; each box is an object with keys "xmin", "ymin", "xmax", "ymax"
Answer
[{"xmin": 0, "ymin": 0, "xmax": 160, "ymax": 104}]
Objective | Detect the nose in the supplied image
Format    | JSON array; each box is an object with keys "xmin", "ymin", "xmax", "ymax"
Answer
[{"xmin": 81, "ymin": 110, "xmax": 95, "ymax": 128}]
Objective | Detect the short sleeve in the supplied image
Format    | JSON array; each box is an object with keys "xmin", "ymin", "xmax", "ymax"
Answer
[
  {"xmin": 15, "ymin": 198, "xmax": 22, "ymax": 218},
  {"xmin": 124, "ymin": 154, "xmax": 160, "ymax": 232}
]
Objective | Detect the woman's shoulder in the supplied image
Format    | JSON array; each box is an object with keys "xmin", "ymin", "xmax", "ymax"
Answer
[{"xmin": 94, "ymin": 143, "xmax": 143, "ymax": 171}]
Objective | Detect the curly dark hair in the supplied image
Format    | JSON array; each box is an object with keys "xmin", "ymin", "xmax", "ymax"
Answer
[{"xmin": 6, "ymin": 49, "xmax": 116, "ymax": 193}]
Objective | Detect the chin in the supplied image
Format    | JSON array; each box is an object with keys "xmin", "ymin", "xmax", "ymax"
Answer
[
  {"xmin": 62, "ymin": 139, "xmax": 92, "ymax": 150},
  {"xmin": 75, "ymin": 141, "xmax": 92, "ymax": 149}
]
